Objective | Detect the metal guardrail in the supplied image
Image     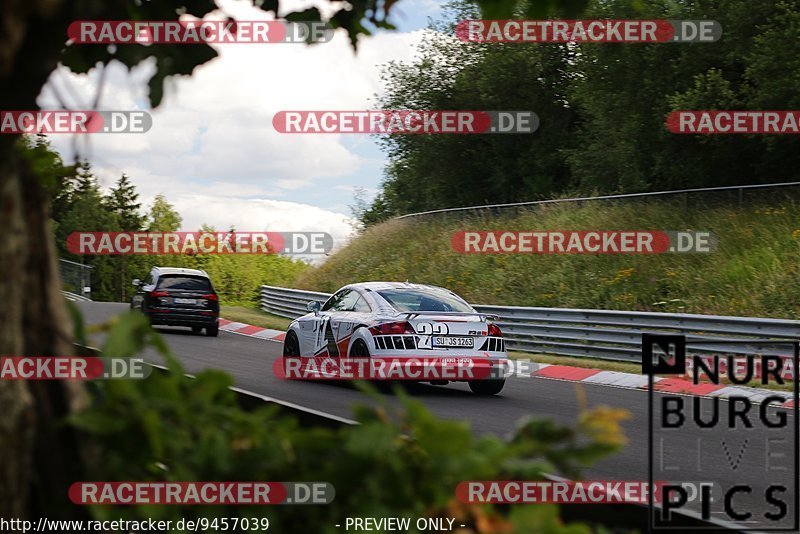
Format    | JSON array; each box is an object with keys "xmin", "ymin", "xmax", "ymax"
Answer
[
  {"xmin": 62, "ymin": 290, "xmax": 92, "ymax": 302},
  {"xmin": 394, "ymin": 181, "xmax": 800, "ymax": 220},
  {"xmin": 260, "ymin": 285, "xmax": 800, "ymax": 362},
  {"xmin": 59, "ymin": 258, "xmax": 93, "ymax": 299},
  {"xmin": 260, "ymin": 285, "xmax": 335, "ymax": 319}
]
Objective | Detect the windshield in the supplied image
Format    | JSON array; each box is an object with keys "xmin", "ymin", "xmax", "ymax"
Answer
[{"xmin": 377, "ymin": 288, "xmax": 474, "ymax": 313}]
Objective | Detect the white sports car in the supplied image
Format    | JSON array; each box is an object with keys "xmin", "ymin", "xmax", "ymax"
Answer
[{"xmin": 282, "ymin": 281, "xmax": 508, "ymax": 395}]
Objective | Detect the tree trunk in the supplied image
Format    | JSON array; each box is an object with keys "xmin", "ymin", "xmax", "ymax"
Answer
[
  {"xmin": 0, "ymin": 136, "xmax": 89, "ymax": 519},
  {"xmin": 0, "ymin": 0, "xmax": 90, "ymax": 518}
]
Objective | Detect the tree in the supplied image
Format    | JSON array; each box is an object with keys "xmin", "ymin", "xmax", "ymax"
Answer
[
  {"xmin": 106, "ymin": 174, "xmax": 144, "ymax": 231},
  {"xmin": 364, "ymin": 0, "xmax": 800, "ymax": 223},
  {"xmin": 0, "ymin": 0, "xmax": 589, "ymax": 522},
  {"xmin": 19, "ymin": 135, "xmax": 76, "ymax": 221},
  {"xmin": 565, "ymin": 0, "xmax": 800, "ymax": 192},
  {"xmin": 56, "ymin": 162, "xmax": 121, "ymax": 301},
  {"xmin": 146, "ymin": 194, "xmax": 182, "ymax": 232},
  {"xmin": 368, "ymin": 1, "xmax": 579, "ymax": 220},
  {"xmin": 104, "ymin": 174, "xmax": 146, "ymax": 300}
]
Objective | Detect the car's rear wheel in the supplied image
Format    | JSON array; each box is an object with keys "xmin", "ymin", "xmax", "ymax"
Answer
[
  {"xmin": 206, "ymin": 323, "xmax": 219, "ymax": 337},
  {"xmin": 283, "ymin": 331, "xmax": 301, "ymax": 357},
  {"xmin": 468, "ymin": 379, "xmax": 505, "ymax": 395},
  {"xmin": 349, "ymin": 339, "xmax": 370, "ymax": 358}
]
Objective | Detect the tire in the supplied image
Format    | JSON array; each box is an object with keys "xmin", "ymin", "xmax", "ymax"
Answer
[
  {"xmin": 468, "ymin": 379, "xmax": 506, "ymax": 396},
  {"xmin": 192, "ymin": 326, "xmax": 202, "ymax": 334},
  {"xmin": 349, "ymin": 339, "xmax": 370, "ymax": 358},
  {"xmin": 283, "ymin": 331, "xmax": 301, "ymax": 357},
  {"xmin": 205, "ymin": 323, "xmax": 219, "ymax": 337}
]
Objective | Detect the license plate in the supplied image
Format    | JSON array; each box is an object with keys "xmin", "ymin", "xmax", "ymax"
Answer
[
  {"xmin": 442, "ymin": 357, "xmax": 472, "ymax": 364},
  {"xmin": 433, "ymin": 336, "xmax": 474, "ymax": 348},
  {"xmin": 174, "ymin": 298, "xmax": 197, "ymax": 304}
]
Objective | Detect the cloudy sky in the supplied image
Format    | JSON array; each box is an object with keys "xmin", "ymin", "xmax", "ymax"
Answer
[{"xmin": 38, "ymin": 0, "xmax": 446, "ymax": 252}]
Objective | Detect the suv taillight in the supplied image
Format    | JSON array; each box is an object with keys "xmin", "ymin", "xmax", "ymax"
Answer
[
  {"xmin": 487, "ymin": 323, "xmax": 502, "ymax": 337},
  {"xmin": 150, "ymin": 290, "xmax": 169, "ymax": 297},
  {"xmin": 369, "ymin": 321, "xmax": 414, "ymax": 335},
  {"xmin": 203, "ymin": 293, "xmax": 218, "ymax": 301}
]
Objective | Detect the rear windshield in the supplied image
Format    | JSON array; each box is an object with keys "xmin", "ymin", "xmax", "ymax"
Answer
[
  {"xmin": 377, "ymin": 288, "xmax": 473, "ymax": 313},
  {"xmin": 156, "ymin": 275, "xmax": 212, "ymax": 291}
]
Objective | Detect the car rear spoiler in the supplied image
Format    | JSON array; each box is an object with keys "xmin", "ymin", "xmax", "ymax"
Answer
[{"xmin": 399, "ymin": 311, "xmax": 500, "ymax": 321}]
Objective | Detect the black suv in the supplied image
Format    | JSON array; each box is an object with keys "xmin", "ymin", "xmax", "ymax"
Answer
[{"xmin": 131, "ymin": 267, "xmax": 220, "ymax": 336}]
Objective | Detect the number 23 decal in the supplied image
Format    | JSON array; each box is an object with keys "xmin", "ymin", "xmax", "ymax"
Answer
[{"xmin": 415, "ymin": 322, "xmax": 449, "ymax": 335}]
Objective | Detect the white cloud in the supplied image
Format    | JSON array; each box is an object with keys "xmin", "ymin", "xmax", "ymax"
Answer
[
  {"xmin": 38, "ymin": 0, "xmax": 429, "ymax": 234},
  {"xmin": 162, "ymin": 194, "xmax": 357, "ymax": 263}
]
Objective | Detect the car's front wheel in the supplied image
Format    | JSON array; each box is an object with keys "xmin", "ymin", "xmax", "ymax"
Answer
[{"xmin": 468, "ymin": 379, "xmax": 505, "ymax": 395}]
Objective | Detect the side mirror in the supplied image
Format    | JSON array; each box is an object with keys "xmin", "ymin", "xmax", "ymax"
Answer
[
  {"xmin": 132, "ymin": 279, "xmax": 141, "ymax": 287},
  {"xmin": 307, "ymin": 301, "xmax": 321, "ymax": 315}
]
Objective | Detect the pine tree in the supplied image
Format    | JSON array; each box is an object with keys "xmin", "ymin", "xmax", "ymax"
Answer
[
  {"xmin": 106, "ymin": 174, "xmax": 144, "ymax": 231},
  {"xmin": 57, "ymin": 161, "xmax": 120, "ymax": 301},
  {"xmin": 147, "ymin": 194, "xmax": 182, "ymax": 232}
]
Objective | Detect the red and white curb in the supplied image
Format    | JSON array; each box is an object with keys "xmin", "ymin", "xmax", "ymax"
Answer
[
  {"xmin": 531, "ymin": 363, "xmax": 795, "ymax": 408},
  {"xmin": 218, "ymin": 318, "xmax": 286, "ymax": 342},
  {"xmin": 219, "ymin": 317, "xmax": 795, "ymax": 407}
]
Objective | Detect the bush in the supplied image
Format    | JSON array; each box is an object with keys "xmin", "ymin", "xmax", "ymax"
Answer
[{"xmin": 71, "ymin": 312, "xmax": 629, "ymax": 533}]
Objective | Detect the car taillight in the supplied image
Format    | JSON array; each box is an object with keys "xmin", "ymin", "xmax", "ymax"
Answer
[
  {"xmin": 203, "ymin": 293, "xmax": 219, "ymax": 301},
  {"xmin": 150, "ymin": 290, "xmax": 169, "ymax": 297},
  {"xmin": 488, "ymin": 323, "xmax": 502, "ymax": 337},
  {"xmin": 369, "ymin": 321, "xmax": 414, "ymax": 335}
]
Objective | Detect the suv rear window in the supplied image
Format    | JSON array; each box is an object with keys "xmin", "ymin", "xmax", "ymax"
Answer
[{"xmin": 156, "ymin": 275, "xmax": 212, "ymax": 291}]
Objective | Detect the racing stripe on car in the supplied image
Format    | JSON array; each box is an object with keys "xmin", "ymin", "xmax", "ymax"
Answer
[
  {"xmin": 323, "ymin": 321, "xmax": 339, "ymax": 357},
  {"xmin": 337, "ymin": 334, "xmax": 352, "ymax": 357}
]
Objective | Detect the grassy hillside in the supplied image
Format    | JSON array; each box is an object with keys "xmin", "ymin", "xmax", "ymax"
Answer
[{"xmin": 295, "ymin": 198, "xmax": 800, "ymax": 319}]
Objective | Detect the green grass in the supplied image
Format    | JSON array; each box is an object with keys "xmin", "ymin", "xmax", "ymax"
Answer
[
  {"xmin": 296, "ymin": 198, "xmax": 800, "ymax": 319},
  {"xmin": 220, "ymin": 305, "xmax": 292, "ymax": 331}
]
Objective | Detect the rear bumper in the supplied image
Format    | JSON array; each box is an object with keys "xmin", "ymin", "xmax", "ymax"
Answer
[
  {"xmin": 145, "ymin": 309, "xmax": 219, "ymax": 327},
  {"xmin": 366, "ymin": 354, "xmax": 509, "ymax": 382}
]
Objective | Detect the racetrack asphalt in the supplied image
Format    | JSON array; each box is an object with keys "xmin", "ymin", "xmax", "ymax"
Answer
[{"xmin": 77, "ymin": 301, "xmax": 798, "ymax": 529}]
